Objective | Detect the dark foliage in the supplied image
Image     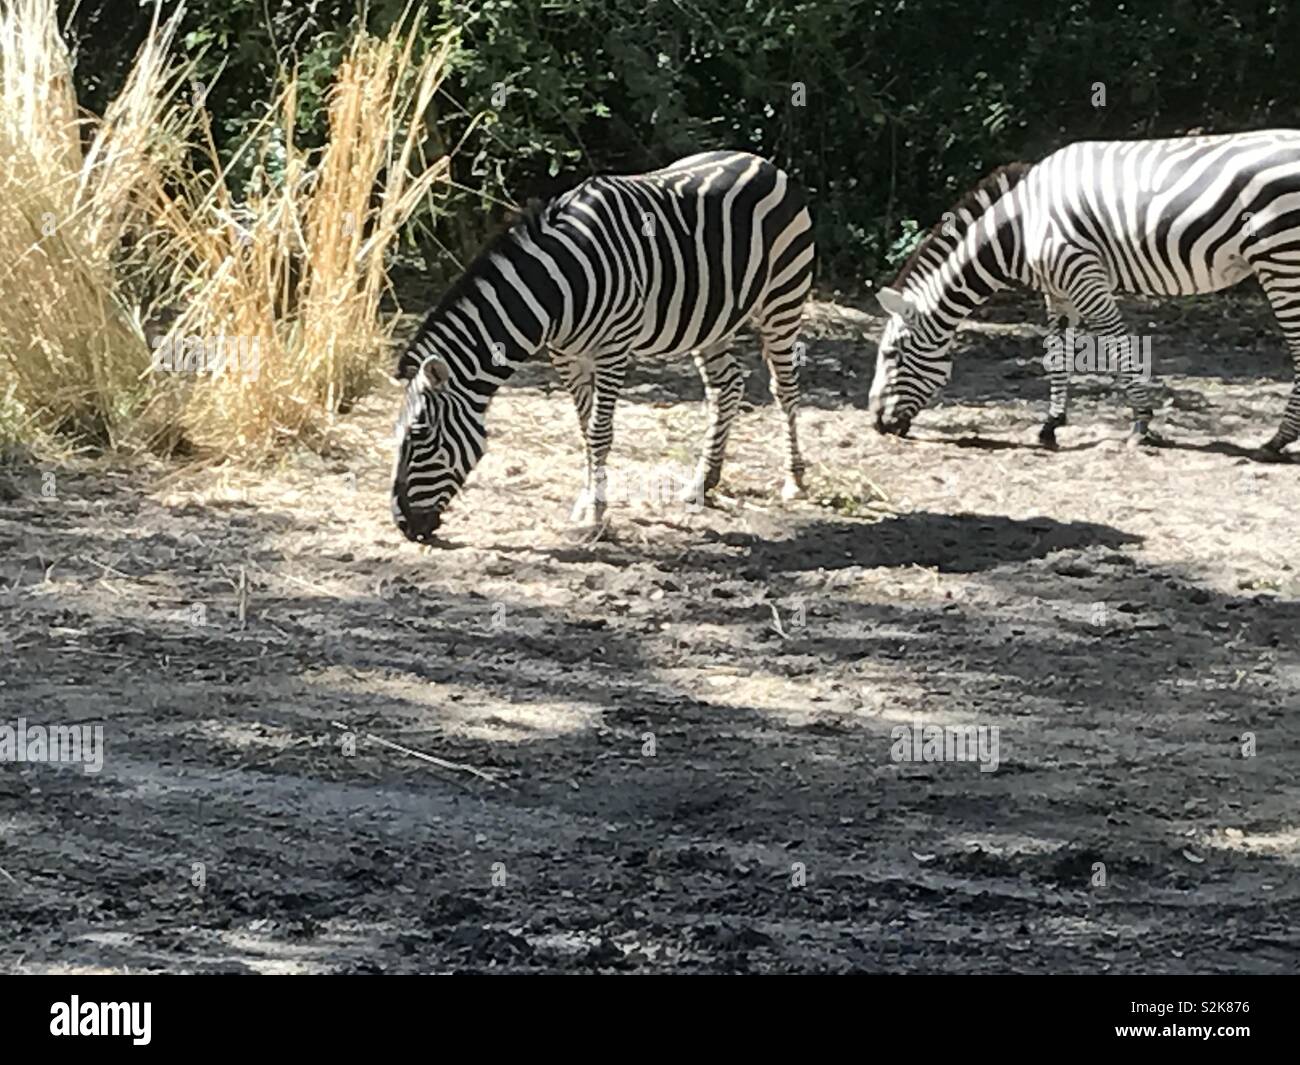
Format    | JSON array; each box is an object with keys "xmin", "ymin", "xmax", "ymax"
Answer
[{"xmin": 66, "ymin": 0, "xmax": 1300, "ymax": 287}]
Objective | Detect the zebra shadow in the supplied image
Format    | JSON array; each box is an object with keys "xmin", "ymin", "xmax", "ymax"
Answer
[
  {"xmin": 518, "ymin": 509, "xmax": 1142, "ymax": 578},
  {"xmin": 1159, "ymin": 439, "xmax": 1296, "ymax": 462},
  {"xmin": 901, "ymin": 433, "xmax": 1104, "ymax": 454},
  {"xmin": 888, "ymin": 428, "xmax": 1293, "ymax": 460},
  {"xmin": 715, "ymin": 510, "xmax": 1142, "ymax": 577}
]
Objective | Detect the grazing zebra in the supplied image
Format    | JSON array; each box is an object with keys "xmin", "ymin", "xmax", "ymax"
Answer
[
  {"xmin": 390, "ymin": 150, "xmax": 816, "ymax": 543},
  {"xmin": 870, "ymin": 130, "xmax": 1300, "ymax": 456}
]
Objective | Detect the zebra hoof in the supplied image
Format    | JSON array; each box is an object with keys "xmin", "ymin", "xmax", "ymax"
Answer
[
  {"xmin": 569, "ymin": 495, "xmax": 606, "ymax": 525},
  {"xmin": 1125, "ymin": 426, "xmax": 1168, "ymax": 450},
  {"xmin": 676, "ymin": 481, "xmax": 708, "ymax": 508},
  {"xmin": 1037, "ymin": 425, "xmax": 1059, "ymax": 450},
  {"xmin": 1252, "ymin": 444, "xmax": 1290, "ymax": 464},
  {"xmin": 780, "ymin": 477, "xmax": 805, "ymax": 502}
]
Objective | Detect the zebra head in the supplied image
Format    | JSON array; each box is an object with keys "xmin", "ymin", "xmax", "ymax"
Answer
[
  {"xmin": 869, "ymin": 285, "xmax": 954, "ymax": 436},
  {"xmin": 391, "ymin": 350, "xmax": 483, "ymax": 543}
]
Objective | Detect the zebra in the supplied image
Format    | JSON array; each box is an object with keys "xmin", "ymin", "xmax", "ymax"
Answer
[
  {"xmin": 869, "ymin": 130, "xmax": 1300, "ymax": 457},
  {"xmin": 390, "ymin": 150, "xmax": 816, "ymax": 543}
]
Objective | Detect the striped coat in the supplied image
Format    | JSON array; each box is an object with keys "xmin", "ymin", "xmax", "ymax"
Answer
[
  {"xmin": 392, "ymin": 150, "xmax": 815, "ymax": 541},
  {"xmin": 870, "ymin": 130, "xmax": 1300, "ymax": 455}
]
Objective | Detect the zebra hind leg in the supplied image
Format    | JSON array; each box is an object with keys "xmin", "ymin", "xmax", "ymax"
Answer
[
  {"xmin": 1110, "ymin": 342, "xmax": 1165, "ymax": 449},
  {"xmin": 1072, "ymin": 282, "xmax": 1165, "ymax": 447},
  {"xmin": 759, "ymin": 324, "xmax": 807, "ymax": 500},
  {"xmin": 679, "ymin": 342, "xmax": 743, "ymax": 506},
  {"xmin": 1111, "ymin": 321, "xmax": 1164, "ymax": 447},
  {"xmin": 1252, "ymin": 270, "xmax": 1300, "ymax": 462}
]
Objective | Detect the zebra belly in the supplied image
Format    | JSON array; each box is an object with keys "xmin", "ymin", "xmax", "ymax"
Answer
[
  {"xmin": 1115, "ymin": 245, "xmax": 1255, "ymax": 296},
  {"xmin": 618, "ymin": 295, "xmax": 766, "ymax": 360},
  {"xmin": 548, "ymin": 306, "xmax": 757, "ymax": 364}
]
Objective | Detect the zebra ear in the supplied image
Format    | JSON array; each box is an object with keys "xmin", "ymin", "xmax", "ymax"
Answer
[
  {"xmin": 418, "ymin": 355, "xmax": 451, "ymax": 393},
  {"xmin": 876, "ymin": 286, "xmax": 914, "ymax": 320}
]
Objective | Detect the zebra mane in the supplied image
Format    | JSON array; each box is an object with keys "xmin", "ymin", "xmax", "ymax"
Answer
[
  {"xmin": 891, "ymin": 162, "xmax": 1033, "ymax": 288},
  {"xmin": 396, "ymin": 190, "xmax": 574, "ymax": 378}
]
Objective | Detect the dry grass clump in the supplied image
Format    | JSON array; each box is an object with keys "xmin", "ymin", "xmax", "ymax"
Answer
[
  {"xmin": 157, "ymin": 17, "xmax": 454, "ymax": 455},
  {"xmin": 0, "ymin": 0, "xmax": 454, "ymax": 458},
  {"xmin": 0, "ymin": 0, "xmax": 194, "ymax": 446}
]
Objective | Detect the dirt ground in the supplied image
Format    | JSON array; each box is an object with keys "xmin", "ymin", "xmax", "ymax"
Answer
[{"xmin": 1, "ymin": 288, "xmax": 1298, "ymax": 973}]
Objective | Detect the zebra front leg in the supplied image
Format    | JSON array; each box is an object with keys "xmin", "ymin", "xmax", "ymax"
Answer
[
  {"xmin": 679, "ymin": 343, "xmax": 743, "ymax": 506},
  {"xmin": 570, "ymin": 353, "xmax": 627, "ymax": 525},
  {"xmin": 553, "ymin": 351, "xmax": 595, "ymax": 436},
  {"xmin": 760, "ymin": 327, "xmax": 807, "ymax": 500},
  {"xmin": 1039, "ymin": 296, "xmax": 1078, "ymax": 449},
  {"xmin": 550, "ymin": 351, "xmax": 602, "ymax": 520},
  {"xmin": 1039, "ymin": 378, "xmax": 1069, "ymax": 449}
]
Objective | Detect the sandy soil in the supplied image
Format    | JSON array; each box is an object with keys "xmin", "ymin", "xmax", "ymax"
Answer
[{"xmin": 1, "ymin": 288, "xmax": 1298, "ymax": 973}]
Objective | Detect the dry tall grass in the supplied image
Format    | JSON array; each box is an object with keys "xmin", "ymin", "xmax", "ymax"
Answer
[
  {"xmin": 0, "ymin": 0, "xmax": 454, "ymax": 458},
  {"xmin": 157, "ymin": 16, "xmax": 454, "ymax": 454},
  {"xmin": 0, "ymin": 0, "xmax": 194, "ymax": 447}
]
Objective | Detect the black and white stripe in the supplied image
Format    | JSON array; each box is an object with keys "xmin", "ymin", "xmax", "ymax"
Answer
[
  {"xmin": 869, "ymin": 129, "xmax": 1300, "ymax": 453},
  {"xmin": 391, "ymin": 150, "xmax": 815, "ymax": 542}
]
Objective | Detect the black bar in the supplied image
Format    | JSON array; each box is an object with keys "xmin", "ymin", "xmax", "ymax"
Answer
[{"xmin": 0, "ymin": 975, "xmax": 1291, "ymax": 1051}]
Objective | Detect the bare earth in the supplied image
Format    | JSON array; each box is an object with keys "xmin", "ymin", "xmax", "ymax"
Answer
[{"xmin": 1, "ymin": 289, "xmax": 1298, "ymax": 973}]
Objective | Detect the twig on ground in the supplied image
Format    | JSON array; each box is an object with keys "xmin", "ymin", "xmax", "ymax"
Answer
[
  {"xmin": 330, "ymin": 721, "xmax": 509, "ymax": 790},
  {"xmin": 581, "ymin": 516, "xmax": 611, "ymax": 545},
  {"xmin": 223, "ymin": 736, "xmax": 315, "ymax": 776},
  {"xmin": 769, "ymin": 603, "xmax": 789, "ymax": 639},
  {"xmin": 78, "ymin": 555, "xmax": 134, "ymax": 580},
  {"xmin": 247, "ymin": 558, "xmax": 344, "ymax": 600}
]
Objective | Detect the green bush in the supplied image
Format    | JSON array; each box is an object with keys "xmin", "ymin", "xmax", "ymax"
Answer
[{"xmin": 66, "ymin": 0, "xmax": 1300, "ymax": 287}]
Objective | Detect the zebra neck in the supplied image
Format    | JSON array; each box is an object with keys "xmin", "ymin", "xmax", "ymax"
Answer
[
  {"xmin": 412, "ymin": 310, "xmax": 550, "ymax": 388},
  {"xmin": 910, "ymin": 218, "xmax": 1025, "ymax": 326}
]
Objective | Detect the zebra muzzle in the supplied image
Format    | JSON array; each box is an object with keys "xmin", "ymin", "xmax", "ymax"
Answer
[
  {"xmin": 394, "ymin": 497, "xmax": 444, "ymax": 543},
  {"xmin": 874, "ymin": 411, "xmax": 912, "ymax": 437}
]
